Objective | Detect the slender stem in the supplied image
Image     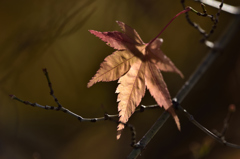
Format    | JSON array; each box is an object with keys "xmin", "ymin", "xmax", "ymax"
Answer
[
  {"xmin": 9, "ymin": 94, "xmax": 159, "ymax": 121},
  {"xmin": 10, "ymin": 91, "xmax": 160, "ymax": 147},
  {"xmin": 214, "ymin": 104, "xmax": 236, "ymax": 137},
  {"xmin": 201, "ymin": 3, "xmax": 207, "ymax": 14},
  {"xmin": 179, "ymin": 105, "xmax": 240, "ymax": 148},
  {"xmin": 148, "ymin": 7, "xmax": 191, "ymax": 46},
  {"xmin": 43, "ymin": 68, "xmax": 63, "ymax": 109}
]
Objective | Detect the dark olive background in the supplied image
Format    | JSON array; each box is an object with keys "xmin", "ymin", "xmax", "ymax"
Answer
[{"xmin": 0, "ymin": 0, "xmax": 240, "ymax": 159}]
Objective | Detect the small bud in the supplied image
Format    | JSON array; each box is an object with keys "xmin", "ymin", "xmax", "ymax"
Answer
[
  {"xmin": 42, "ymin": 68, "xmax": 47, "ymax": 73},
  {"xmin": 9, "ymin": 94, "xmax": 16, "ymax": 99},
  {"xmin": 91, "ymin": 118, "xmax": 97, "ymax": 122},
  {"xmin": 229, "ymin": 104, "xmax": 236, "ymax": 113}
]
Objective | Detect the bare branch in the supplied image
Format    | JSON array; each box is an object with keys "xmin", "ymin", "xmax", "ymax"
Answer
[
  {"xmin": 10, "ymin": 68, "xmax": 162, "ymax": 147},
  {"xmin": 178, "ymin": 104, "xmax": 240, "ymax": 149}
]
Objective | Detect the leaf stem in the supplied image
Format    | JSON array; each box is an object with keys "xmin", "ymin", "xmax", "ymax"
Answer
[{"xmin": 148, "ymin": 7, "xmax": 191, "ymax": 46}]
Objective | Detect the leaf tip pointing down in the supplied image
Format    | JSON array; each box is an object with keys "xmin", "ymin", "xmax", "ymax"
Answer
[
  {"xmin": 168, "ymin": 107, "xmax": 181, "ymax": 131},
  {"xmin": 116, "ymin": 123, "xmax": 124, "ymax": 140},
  {"xmin": 87, "ymin": 81, "xmax": 93, "ymax": 88}
]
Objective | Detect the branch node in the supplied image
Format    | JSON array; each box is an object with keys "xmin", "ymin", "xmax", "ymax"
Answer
[
  {"xmin": 91, "ymin": 118, "xmax": 97, "ymax": 122},
  {"xmin": 104, "ymin": 113, "xmax": 110, "ymax": 120},
  {"xmin": 132, "ymin": 142, "xmax": 142, "ymax": 149},
  {"xmin": 9, "ymin": 94, "xmax": 16, "ymax": 99},
  {"xmin": 140, "ymin": 105, "xmax": 145, "ymax": 112},
  {"xmin": 24, "ymin": 101, "xmax": 30, "ymax": 105},
  {"xmin": 62, "ymin": 108, "xmax": 67, "ymax": 113},
  {"xmin": 172, "ymin": 98, "xmax": 179, "ymax": 110},
  {"xmin": 31, "ymin": 103, "xmax": 36, "ymax": 107},
  {"xmin": 78, "ymin": 117, "xmax": 83, "ymax": 121}
]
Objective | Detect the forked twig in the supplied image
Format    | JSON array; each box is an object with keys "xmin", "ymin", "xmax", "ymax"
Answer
[
  {"xmin": 213, "ymin": 104, "xmax": 236, "ymax": 139},
  {"xmin": 178, "ymin": 104, "xmax": 240, "ymax": 149},
  {"xmin": 128, "ymin": 101, "xmax": 240, "ymax": 159},
  {"xmin": 10, "ymin": 68, "xmax": 163, "ymax": 146},
  {"xmin": 181, "ymin": 0, "xmax": 224, "ymax": 43}
]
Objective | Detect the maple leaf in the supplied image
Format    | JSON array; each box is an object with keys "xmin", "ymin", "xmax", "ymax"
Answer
[{"xmin": 88, "ymin": 21, "xmax": 183, "ymax": 139}]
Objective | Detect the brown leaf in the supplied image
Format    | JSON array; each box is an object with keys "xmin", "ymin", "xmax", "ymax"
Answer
[
  {"xmin": 88, "ymin": 21, "xmax": 183, "ymax": 139},
  {"xmin": 145, "ymin": 61, "xmax": 180, "ymax": 131},
  {"xmin": 116, "ymin": 58, "xmax": 146, "ymax": 139},
  {"xmin": 145, "ymin": 61, "xmax": 172, "ymax": 110},
  {"xmin": 87, "ymin": 50, "xmax": 136, "ymax": 87},
  {"xmin": 147, "ymin": 38, "xmax": 184, "ymax": 78}
]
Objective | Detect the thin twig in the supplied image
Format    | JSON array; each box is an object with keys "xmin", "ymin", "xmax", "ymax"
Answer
[
  {"xmin": 10, "ymin": 93, "xmax": 140, "ymax": 146},
  {"xmin": 43, "ymin": 68, "xmax": 62, "ymax": 110},
  {"xmin": 213, "ymin": 104, "xmax": 236, "ymax": 138},
  {"xmin": 10, "ymin": 68, "xmax": 162, "ymax": 147},
  {"xmin": 219, "ymin": 104, "xmax": 236, "ymax": 136},
  {"xmin": 178, "ymin": 105, "xmax": 240, "ymax": 149},
  {"xmin": 181, "ymin": 0, "xmax": 208, "ymax": 37},
  {"xmin": 181, "ymin": 0, "xmax": 224, "ymax": 43},
  {"xmin": 128, "ymin": 8, "xmax": 240, "ymax": 159},
  {"xmin": 9, "ymin": 96, "xmax": 159, "ymax": 122},
  {"xmin": 200, "ymin": 0, "xmax": 224, "ymax": 42},
  {"xmin": 12, "ymin": 93, "xmax": 138, "ymax": 145}
]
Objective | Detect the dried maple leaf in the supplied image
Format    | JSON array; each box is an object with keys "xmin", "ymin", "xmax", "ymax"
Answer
[{"xmin": 88, "ymin": 21, "xmax": 183, "ymax": 139}]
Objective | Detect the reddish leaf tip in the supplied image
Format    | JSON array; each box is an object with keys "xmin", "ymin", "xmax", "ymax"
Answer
[{"xmin": 89, "ymin": 30, "xmax": 96, "ymax": 34}]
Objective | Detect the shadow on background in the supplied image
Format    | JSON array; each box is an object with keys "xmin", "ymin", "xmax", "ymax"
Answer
[{"xmin": 0, "ymin": 0, "xmax": 240, "ymax": 159}]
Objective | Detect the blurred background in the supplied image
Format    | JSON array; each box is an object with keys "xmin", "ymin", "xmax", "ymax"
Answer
[{"xmin": 0, "ymin": 0, "xmax": 240, "ymax": 158}]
